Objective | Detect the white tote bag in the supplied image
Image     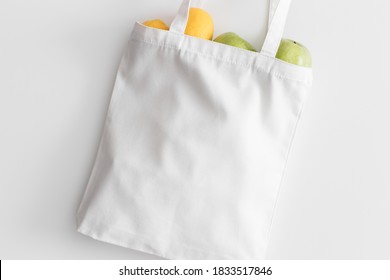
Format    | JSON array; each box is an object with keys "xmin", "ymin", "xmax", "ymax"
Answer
[{"xmin": 77, "ymin": 0, "xmax": 312, "ymax": 259}]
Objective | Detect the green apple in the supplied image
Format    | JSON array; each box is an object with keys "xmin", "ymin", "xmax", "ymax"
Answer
[
  {"xmin": 276, "ymin": 39, "xmax": 312, "ymax": 67},
  {"xmin": 214, "ymin": 32, "xmax": 257, "ymax": 52}
]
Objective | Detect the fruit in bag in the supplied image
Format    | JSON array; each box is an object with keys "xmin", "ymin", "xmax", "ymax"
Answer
[
  {"xmin": 185, "ymin": 8, "xmax": 214, "ymax": 40},
  {"xmin": 214, "ymin": 32, "xmax": 257, "ymax": 52},
  {"xmin": 276, "ymin": 39, "xmax": 312, "ymax": 67},
  {"xmin": 143, "ymin": 19, "xmax": 169, "ymax": 30}
]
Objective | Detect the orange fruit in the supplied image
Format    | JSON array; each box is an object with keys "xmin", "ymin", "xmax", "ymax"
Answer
[
  {"xmin": 143, "ymin": 19, "xmax": 169, "ymax": 30},
  {"xmin": 185, "ymin": 8, "xmax": 214, "ymax": 40}
]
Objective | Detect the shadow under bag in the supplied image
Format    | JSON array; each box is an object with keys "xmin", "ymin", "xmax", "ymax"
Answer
[{"xmin": 77, "ymin": 0, "xmax": 312, "ymax": 259}]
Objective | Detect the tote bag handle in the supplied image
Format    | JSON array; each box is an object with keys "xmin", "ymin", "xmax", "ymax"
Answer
[{"xmin": 170, "ymin": 0, "xmax": 291, "ymax": 58}]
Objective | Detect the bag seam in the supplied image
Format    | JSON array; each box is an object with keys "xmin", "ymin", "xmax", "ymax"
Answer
[{"xmin": 263, "ymin": 93, "xmax": 309, "ymax": 257}]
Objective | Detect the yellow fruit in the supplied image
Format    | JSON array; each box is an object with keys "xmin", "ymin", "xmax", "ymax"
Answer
[
  {"xmin": 185, "ymin": 8, "xmax": 214, "ymax": 40},
  {"xmin": 143, "ymin": 19, "xmax": 169, "ymax": 30}
]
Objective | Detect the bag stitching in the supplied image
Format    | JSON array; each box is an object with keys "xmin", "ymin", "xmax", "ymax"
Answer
[{"xmin": 130, "ymin": 36, "xmax": 311, "ymax": 86}]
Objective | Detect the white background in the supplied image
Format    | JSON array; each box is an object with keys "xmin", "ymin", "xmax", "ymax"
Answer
[{"xmin": 1, "ymin": 0, "xmax": 389, "ymax": 259}]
